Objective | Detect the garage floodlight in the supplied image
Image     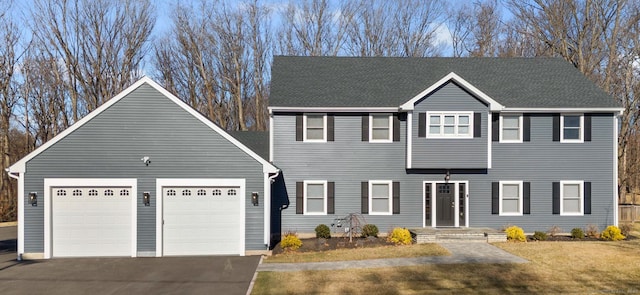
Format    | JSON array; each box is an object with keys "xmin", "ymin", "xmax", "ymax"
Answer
[
  {"xmin": 251, "ymin": 192, "xmax": 259, "ymax": 206},
  {"xmin": 29, "ymin": 192, "xmax": 37, "ymax": 206},
  {"xmin": 143, "ymin": 192, "xmax": 151, "ymax": 206}
]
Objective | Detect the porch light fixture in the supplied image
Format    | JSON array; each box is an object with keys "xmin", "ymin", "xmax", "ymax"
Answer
[
  {"xmin": 28, "ymin": 192, "xmax": 37, "ymax": 207},
  {"xmin": 251, "ymin": 192, "xmax": 259, "ymax": 206},
  {"xmin": 143, "ymin": 192, "xmax": 151, "ymax": 206},
  {"xmin": 444, "ymin": 170, "xmax": 450, "ymax": 183}
]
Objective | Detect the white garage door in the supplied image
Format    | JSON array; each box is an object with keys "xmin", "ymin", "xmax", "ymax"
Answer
[
  {"xmin": 51, "ymin": 187, "xmax": 133, "ymax": 257},
  {"xmin": 163, "ymin": 186, "xmax": 243, "ymax": 255}
]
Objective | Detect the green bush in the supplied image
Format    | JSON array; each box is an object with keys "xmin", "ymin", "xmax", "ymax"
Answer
[
  {"xmin": 387, "ymin": 227, "xmax": 412, "ymax": 245},
  {"xmin": 571, "ymin": 228, "xmax": 585, "ymax": 239},
  {"xmin": 361, "ymin": 224, "xmax": 379, "ymax": 238},
  {"xmin": 531, "ymin": 231, "xmax": 547, "ymax": 241},
  {"xmin": 600, "ymin": 225, "xmax": 625, "ymax": 241},
  {"xmin": 281, "ymin": 233, "xmax": 303, "ymax": 251},
  {"xmin": 314, "ymin": 224, "xmax": 331, "ymax": 239},
  {"xmin": 505, "ymin": 226, "xmax": 526, "ymax": 242}
]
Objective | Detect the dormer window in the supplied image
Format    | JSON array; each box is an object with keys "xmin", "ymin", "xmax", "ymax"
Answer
[{"xmin": 426, "ymin": 112, "xmax": 473, "ymax": 138}]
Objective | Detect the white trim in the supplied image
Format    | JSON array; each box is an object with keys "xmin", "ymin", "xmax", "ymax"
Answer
[
  {"xmin": 499, "ymin": 181, "xmax": 524, "ymax": 216},
  {"xmin": 303, "ymin": 180, "xmax": 328, "ymax": 215},
  {"xmin": 16, "ymin": 172, "xmax": 24, "ymax": 257},
  {"xmin": 155, "ymin": 178, "xmax": 246, "ymax": 257},
  {"xmin": 269, "ymin": 106, "xmax": 399, "ymax": 113},
  {"xmin": 8, "ymin": 77, "xmax": 278, "ymax": 174},
  {"xmin": 369, "ymin": 114, "xmax": 393, "ymax": 142},
  {"xmin": 487, "ymin": 112, "xmax": 492, "ymax": 169},
  {"xmin": 613, "ymin": 115, "xmax": 619, "ymax": 226},
  {"xmin": 560, "ymin": 180, "xmax": 584, "ymax": 216},
  {"xmin": 44, "ymin": 178, "xmax": 137, "ymax": 259},
  {"xmin": 368, "ymin": 180, "xmax": 393, "ymax": 215},
  {"xmin": 425, "ymin": 112, "xmax": 473, "ymax": 139},
  {"xmin": 303, "ymin": 114, "xmax": 327, "ymax": 142},
  {"xmin": 407, "ymin": 112, "xmax": 413, "ymax": 169},
  {"xmin": 269, "ymin": 114, "xmax": 274, "ymax": 162},
  {"xmin": 502, "ymin": 107, "xmax": 624, "ymax": 114},
  {"xmin": 400, "ymin": 72, "xmax": 504, "ymax": 111},
  {"xmin": 499, "ymin": 114, "xmax": 523, "ymax": 143},
  {"xmin": 560, "ymin": 114, "xmax": 584, "ymax": 143},
  {"xmin": 423, "ymin": 180, "xmax": 469, "ymax": 227}
]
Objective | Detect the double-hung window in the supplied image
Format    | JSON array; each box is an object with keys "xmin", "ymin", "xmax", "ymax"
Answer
[
  {"xmin": 369, "ymin": 180, "xmax": 392, "ymax": 215},
  {"xmin": 427, "ymin": 112, "xmax": 472, "ymax": 138},
  {"xmin": 370, "ymin": 114, "xmax": 392, "ymax": 142},
  {"xmin": 304, "ymin": 114, "xmax": 326, "ymax": 142},
  {"xmin": 304, "ymin": 181, "xmax": 327, "ymax": 215},
  {"xmin": 499, "ymin": 181, "xmax": 523, "ymax": 216},
  {"xmin": 561, "ymin": 114, "xmax": 583, "ymax": 142},
  {"xmin": 500, "ymin": 115, "xmax": 522, "ymax": 142},
  {"xmin": 561, "ymin": 181, "xmax": 583, "ymax": 215}
]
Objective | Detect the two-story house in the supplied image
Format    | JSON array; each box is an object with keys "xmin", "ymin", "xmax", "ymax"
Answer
[{"xmin": 269, "ymin": 56, "xmax": 622, "ymax": 237}]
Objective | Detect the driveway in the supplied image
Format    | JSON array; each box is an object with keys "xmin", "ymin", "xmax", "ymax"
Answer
[{"xmin": 0, "ymin": 226, "xmax": 260, "ymax": 295}]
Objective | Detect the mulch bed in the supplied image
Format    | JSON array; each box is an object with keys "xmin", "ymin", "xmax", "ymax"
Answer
[
  {"xmin": 272, "ymin": 236, "xmax": 393, "ymax": 255},
  {"xmin": 526, "ymin": 235, "xmax": 637, "ymax": 242}
]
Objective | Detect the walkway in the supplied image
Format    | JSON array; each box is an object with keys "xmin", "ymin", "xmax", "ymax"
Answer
[{"xmin": 256, "ymin": 242, "xmax": 528, "ymax": 272}]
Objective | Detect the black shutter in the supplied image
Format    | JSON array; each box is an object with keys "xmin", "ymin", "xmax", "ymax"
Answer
[
  {"xmin": 362, "ymin": 115, "xmax": 369, "ymax": 141},
  {"xmin": 523, "ymin": 182, "xmax": 531, "ymax": 214},
  {"xmin": 584, "ymin": 182, "xmax": 591, "ymax": 214},
  {"xmin": 523, "ymin": 114, "xmax": 531, "ymax": 142},
  {"xmin": 393, "ymin": 114, "xmax": 400, "ymax": 142},
  {"xmin": 361, "ymin": 182, "xmax": 369, "ymax": 214},
  {"xmin": 552, "ymin": 182, "xmax": 560, "ymax": 214},
  {"xmin": 474, "ymin": 112, "xmax": 482, "ymax": 138},
  {"xmin": 296, "ymin": 182, "xmax": 303, "ymax": 214},
  {"xmin": 327, "ymin": 115, "xmax": 335, "ymax": 142},
  {"xmin": 327, "ymin": 182, "xmax": 335, "ymax": 214},
  {"xmin": 552, "ymin": 114, "xmax": 560, "ymax": 142},
  {"xmin": 392, "ymin": 182, "xmax": 400, "ymax": 214},
  {"xmin": 492, "ymin": 182, "xmax": 499, "ymax": 214},
  {"xmin": 492, "ymin": 113, "xmax": 499, "ymax": 142},
  {"xmin": 584, "ymin": 114, "xmax": 592, "ymax": 142},
  {"xmin": 418, "ymin": 113, "xmax": 426, "ymax": 137},
  {"xmin": 296, "ymin": 114, "xmax": 303, "ymax": 141}
]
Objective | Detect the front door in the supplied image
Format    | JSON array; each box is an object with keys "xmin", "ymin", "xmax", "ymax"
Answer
[{"xmin": 436, "ymin": 183, "xmax": 455, "ymax": 227}]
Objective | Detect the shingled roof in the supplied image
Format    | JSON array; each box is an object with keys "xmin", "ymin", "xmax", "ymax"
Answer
[{"xmin": 269, "ymin": 56, "xmax": 620, "ymax": 109}]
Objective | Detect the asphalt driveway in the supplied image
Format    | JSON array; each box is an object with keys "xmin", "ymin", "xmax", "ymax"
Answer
[{"xmin": 0, "ymin": 226, "xmax": 260, "ymax": 295}]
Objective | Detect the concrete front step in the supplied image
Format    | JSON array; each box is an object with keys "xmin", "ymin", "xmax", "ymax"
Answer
[{"xmin": 410, "ymin": 227, "xmax": 507, "ymax": 244}]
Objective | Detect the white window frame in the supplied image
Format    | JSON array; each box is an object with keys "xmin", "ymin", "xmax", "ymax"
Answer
[
  {"xmin": 500, "ymin": 114, "xmax": 523, "ymax": 143},
  {"xmin": 369, "ymin": 114, "xmax": 393, "ymax": 142},
  {"xmin": 304, "ymin": 180, "xmax": 327, "ymax": 215},
  {"xmin": 560, "ymin": 180, "xmax": 584, "ymax": 216},
  {"xmin": 560, "ymin": 114, "xmax": 584, "ymax": 143},
  {"xmin": 426, "ymin": 112, "xmax": 473, "ymax": 139},
  {"xmin": 303, "ymin": 114, "xmax": 327, "ymax": 142},
  {"xmin": 369, "ymin": 180, "xmax": 393, "ymax": 215},
  {"xmin": 499, "ymin": 181, "xmax": 523, "ymax": 216}
]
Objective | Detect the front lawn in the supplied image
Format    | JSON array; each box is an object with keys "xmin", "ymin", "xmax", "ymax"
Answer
[{"xmin": 264, "ymin": 243, "xmax": 449, "ymax": 263}]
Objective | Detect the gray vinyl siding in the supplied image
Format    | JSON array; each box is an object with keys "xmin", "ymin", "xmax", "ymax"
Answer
[
  {"xmin": 23, "ymin": 84, "xmax": 267, "ymax": 253},
  {"xmin": 412, "ymin": 82, "xmax": 488, "ymax": 168},
  {"xmin": 272, "ymin": 110, "xmax": 616, "ymax": 233}
]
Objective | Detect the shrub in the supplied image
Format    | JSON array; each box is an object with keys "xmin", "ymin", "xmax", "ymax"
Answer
[
  {"xmin": 585, "ymin": 224, "xmax": 600, "ymax": 238},
  {"xmin": 571, "ymin": 228, "xmax": 585, "ymax": 239},
  {"xmin": 361, "ymin": 224, "xmax": 379, "ymax": 238},
  {"xmin": 387, "ymin": 227, "xmax": 412, "ymax": 245},
  {"xmin": 547, "ymin": 225, "xmax": 562, "ymax": 237},
  {"xmin": 531, "ymin": 231, "xmax": 548, "ymax": 241},
  {"xmin": 505, "ymin": 226, "xmax": 526, "ymax": 242},
  {"xmin": 281, "ymin": 232, "xmax": 303, "ymax": 251},
  {"xmin": 619, "ymin": 223, "xmax": 633, "ymax": 237},
  {"xmin": 600, "ymin": 225, "xmax": 625, "ymax": 241},
  {"xmin": 314, "ymin": 224, "xmax": 331, "ymax": 239}
]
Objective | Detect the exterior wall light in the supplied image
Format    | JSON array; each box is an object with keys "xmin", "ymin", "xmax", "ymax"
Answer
[
  {"xmin": 143, "ymin": 192, "xmax": 151, "ymax": 206},
  {"xmin": 444, "ymin": 170, "xmax": 450, "ymax": 183},
  {"xmin": 29, "ymin": 192, "xmax": 38, "ymax": 207},
  {"xmin": 251, "ymin": 192, "xmax": 259, "ymax": 206}
]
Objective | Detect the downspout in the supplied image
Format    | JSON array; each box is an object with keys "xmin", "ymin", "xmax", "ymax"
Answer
[
  {"xmin": 6, "ymin": 169, "xmax": 19, "ymax": 180},
  {"xmin": 265, "ymin": 169, "xmax": 281, "ymax": 249},
  {"xmin": 5, "ymin": 169, "xmax": 21, "ymax": 261}
]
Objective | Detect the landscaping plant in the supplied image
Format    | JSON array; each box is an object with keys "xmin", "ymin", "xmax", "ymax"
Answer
[
  {"xmin": 361, "ymin": 224, "xmax": 379, "ymax": 238},
  {"xmin": 314, "ymin": 224, "xmax": 331, "ymax": 239},
  {"xmin": 600, "ymin": 225, "xmax": 625, "ymax": 241},
  {"xmin": 531, "ymin": 231, "xmax": 548, "ymax": 241},
  {"xmin": 585, "ymin": 224, "xmax": 600, "ymax": 238},
  {"xmin": 281, "ymin": 232, "xmax": 303, "ymax": 251},
  {"xmin": 619, "ymin": 223, "xmax": 633, "ymax": 237},
  {"xmin": 387, "ymin": 227, "xmax": 412, "ymax": 245},
  {"xmin": 505, "ymin": 226, "xmax": 526, "ymax": 242},
  {"xmin": 547, "ymin": 225, "xmax": 562, "ymax": 237},
  {"xmin": 571, "ymin": 228, "xmax": 585, "ymax": 239}
]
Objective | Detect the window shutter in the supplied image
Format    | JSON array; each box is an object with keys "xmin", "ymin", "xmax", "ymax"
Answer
[
  {"xmin": 296, "ymin": 182, "xmax": 303, "ymax": 214},
  {"xmin": 474, "ymin": 112, "xmax": 482, "ymax": 138},
  {"xmin": 327, "ymin": 115, "xmax": 335, "ymax": 142},
  {"xmin": 552, "ymin": 182, "xmax": 560, "ymax": 214},
  {"xmin": 393, "ymin": 115, "xmax": 400, "ymax": 142},
  {"xmin": 392, "ymin": 182, "xmax": 400, "ymax": 214},
  {"xmin": 492, "ymin": 113, "xmax": 499, "ymax": 142},
  {"xmin": 584, "ymin": 114, "xmax": 592, "ymax": 142},
  {"xmin": 361, "ymin": 182, "xmax": 369, "ymax": 214},
  {"xmin": 362, "ymin": 115, "xmax": 369, "ymax": 141},
  {"xmin": 327, "ymin": 182, "xmax": 335, "ymax": 214},
  {"xmin": 523, "ymin": 182, "xmax": 531, "ymax": 214},
  {"xmin": 552, "ymin": 114, "xmax": 560, "ymax": 142},
  {"xmin": 523, "ymin": 114, "xmax": 531, "ymax": 142},
  {"xmin": 584, "ymin": 182, "xmax": 591, "ymax": 214},
  {"xmin": 296, "ymin": 114, "xmax": 303, "ymax": 141},
  {"xmin": 418, "ymin": 113, "xmax": 426, "ymax": 137},
  {"xmin": 491, "ymin": 182, "xmax": 499, "ymax": 214}
]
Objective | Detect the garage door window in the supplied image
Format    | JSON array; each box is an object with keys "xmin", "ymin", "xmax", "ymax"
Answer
[
  {"xmin": 197, "ymin": 189, "xmax": 207, "ymax": 196},
  {"xmin": 105, "ymin": 189, "xmax": 114, "ymax": 196},
  {"xmin": 227, "ymin": 189, "xmax": 237, "ymax": 196},
  {"xmin": 56, "ymin": 189, "xmax": 66, "ymax": 196},
  {"xmin": 167, "ymin": 189, "xmax": 176, "ymax": 196},
  {"xmin": 182, "ymin": 189, "xmax": 191, "ymax": 196},
  {"xmin": 212, "ymin": 189, "xmax": 221, "ymax": 196},
  {"xmin": 73, "ymin": 189, "xmax": 82, "ymax": 196},
  {"xmin": 89, "ymin": 189, "xmax": 98, "ymax": 196},
  {"xmin": 120, "ymin": 189, "xmax": 129, "ymax": 196}
]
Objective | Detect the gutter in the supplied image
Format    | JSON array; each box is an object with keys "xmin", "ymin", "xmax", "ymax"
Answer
[{"xmin": 6, "ymin": 168, "xmax": 19, "ymax": 180}]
